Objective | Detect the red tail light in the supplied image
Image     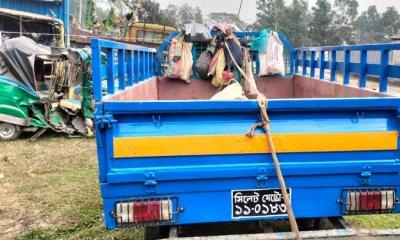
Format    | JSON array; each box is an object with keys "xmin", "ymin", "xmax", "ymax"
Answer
[
  {"xmin": 346, "ymin": 189, "xmax": 396, "ymax": 214},
  {"xmin": 115, "ymin": 199, "xmax": 172, "ymax": 225}
]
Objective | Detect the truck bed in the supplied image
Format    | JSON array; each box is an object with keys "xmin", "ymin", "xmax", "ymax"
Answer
[
  {"xmin": 108, "ymin": 75, "xmax": 392, "ymax": 101},
  {"xmin": 91, "ymin": 35, "xmax": 400, "ymax": 235}
]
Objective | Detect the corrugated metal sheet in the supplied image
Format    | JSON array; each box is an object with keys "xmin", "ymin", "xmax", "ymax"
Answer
[
  {"xmin": 0, "ymin": 0, "xmax": 69, "ymax": 46},
  {"xmin": 0, "ymin": 0, "xmax": 65, "ymax": 22}
]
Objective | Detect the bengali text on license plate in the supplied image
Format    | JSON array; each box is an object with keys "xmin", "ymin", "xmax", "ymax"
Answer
[{"xmin": 232, "ymin": 188, "xmax": 291, "ymax": 218}]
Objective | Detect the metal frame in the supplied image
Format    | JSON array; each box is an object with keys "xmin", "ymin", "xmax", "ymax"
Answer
[
  {"xmin": 91, "ymin": 38, "xmax": 157, "ymax": 101},
  {"xmin": 295, "ymin": 43, "xmax": 400, "ymax": 92}
]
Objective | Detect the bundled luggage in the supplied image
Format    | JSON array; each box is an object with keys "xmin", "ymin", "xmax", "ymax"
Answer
[
  {"xmin": 164, "ymin": 34, "xmax": 193, "ymax": 83},
  {"xmin": 251, "ymin": 30, "xmax": 285, "ymax": 76},
  {"xmin": 163, "ymin": 24, "xmax": 285, "ymax": 99}
]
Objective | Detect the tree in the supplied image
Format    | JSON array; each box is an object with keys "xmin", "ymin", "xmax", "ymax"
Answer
[
  {"xmin": 207, "ymin": 12, "xmax": 248, "ymax": 31},
  {"xmin": 194, "ymin": 7, "xmax": 204, "ymax": 24},
  {"xmin": 381, "ymin": 7, "xmax": 400, "ymax": 39},
  {"xmin": 332, "ymin": 0, "xmax": 359, "ymax": 44},
  {"xmin": 159, "ymin": 4, "xmax": 178, "ymax": 26},
  {"xmin": 254, "ymin": 0, "xmax": 286, "ymax": 31},
  {"xmin": 102, "ymin": 7, "xmax": 117, "ymax": 32},
  {"xmin": 283, "ymin": 0, "xmax": 310, "ymax": 47},
  {"xmin": 356, "ymin": 5, "xmax": 384, "ymax": 43},
  {"xmin": 137, "ymin": 0, "xmax": 163, "ymax": 23},
  {"xmin": 177, "ymin": 4, "xmax": 203, "ymax": 26},
  {"xmin": 310, "ymin": 0, "xmax": 334, "ymax": 46},
  {"xmin": 84, "ymin": 0, "xmax": 96, "ymax": 29}
]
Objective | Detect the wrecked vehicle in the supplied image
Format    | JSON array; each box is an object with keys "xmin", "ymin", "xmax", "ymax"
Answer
[
  {"xmin": 0, "ymin": 37, "xmax": 94, "ymax": 140},
  {"xmin": 0, "ymin": 7, "xmax": 65, "ymax": 47}
]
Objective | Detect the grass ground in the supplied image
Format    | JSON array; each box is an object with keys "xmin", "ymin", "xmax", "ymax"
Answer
[
  {"xmin": 0, "ymin": 135, "xmax": 141, "ymax": 240},
  {"xmin": 1, "ymin": 135, "xmax": 400, "ymax": 239}
]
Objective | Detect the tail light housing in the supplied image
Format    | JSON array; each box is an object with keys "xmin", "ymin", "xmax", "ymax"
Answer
[
  {"xmin": 342, "ymin": 189, "xmax": 396, "ymax": 214},
  {"xmin": 113, "ymin": 197, "xmax": 177, "ymax": 227}
]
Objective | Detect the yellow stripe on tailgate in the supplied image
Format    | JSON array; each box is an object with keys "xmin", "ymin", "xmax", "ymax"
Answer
[{"xmin": 113, "ymin": 131, "xmax": 398, "ymax": 158}]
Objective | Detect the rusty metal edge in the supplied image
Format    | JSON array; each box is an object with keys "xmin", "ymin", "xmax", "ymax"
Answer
[{"xmin": 164, "ymin": 228, "xmax": 400, "ymax": 240}]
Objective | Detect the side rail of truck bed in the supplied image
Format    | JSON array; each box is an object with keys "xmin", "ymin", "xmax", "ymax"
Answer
[
  {"xmin": 91, "ymin": 34, "xmax": 400, "ymax": 235},
  {"xmin": 295, "ymin": 43, "xmax": 400, "ymax": 93},
  {"xmin": 91, "ymin": 39, "xmax": 157, "ymax": 101}
]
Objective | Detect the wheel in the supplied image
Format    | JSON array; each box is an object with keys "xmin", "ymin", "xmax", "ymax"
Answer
[
  {"xmin": 0, "ymin": 122, "xmax": 21, "ymax": 141},
  {"xmin": 144, "ymin": 226, "xmax": 170, "ymax": 240}
]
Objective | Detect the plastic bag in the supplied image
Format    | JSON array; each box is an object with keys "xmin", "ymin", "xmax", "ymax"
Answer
[
  {"xmin": 210, "ymin": 49, "xmax": 226, "ymax": 87},
  {"xmin": 259, "ymin": 32, "xmax": 285, "ymax": 76},
  {"xmin": 164, "ymin": 36, "xmax": 193, "ymax": 82},
  {"xmin": 184, "ymin": 23, "xmax": 212, "ymax": 42},
  {"xmin": 195, "ymin": 50, "xmax": 212, "ymax": 80},
  {"xmin": 180, "ymin": 42, "xmax": 193, "ymax": 82},
  {"xmin": 241, "ymin": 48, "xmax": 259, "ymax": 98},
  {"xmin": 251, "ymin": 29, "xmax": 270, "ymax": 53},
  {"xmin": 210, "ymin": 81, "xmax": 247, "ymax": 100}
]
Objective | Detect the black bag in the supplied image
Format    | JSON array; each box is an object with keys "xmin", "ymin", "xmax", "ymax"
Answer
[
  {"xmin": 224, "ymin": 39, "xmax": 243, "ymax": 69},
  {"xmin": 195, "ymin": 50, "xmax": 213, "ymax": 80}
]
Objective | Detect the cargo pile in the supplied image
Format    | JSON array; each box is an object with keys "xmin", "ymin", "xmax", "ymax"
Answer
[{"xmin": 163, "ymin": 23, "xmax": 285, "ymax": 100}]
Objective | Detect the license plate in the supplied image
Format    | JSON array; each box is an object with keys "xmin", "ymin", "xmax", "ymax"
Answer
[{"xmin": 232, "ymin": 188, "xmax": 291, "ymax": 219}]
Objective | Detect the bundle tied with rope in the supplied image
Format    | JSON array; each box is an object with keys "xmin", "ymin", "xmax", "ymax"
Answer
[{"xmin": 223, "ymin": 37, "xmax": 302, "ymax": 240}]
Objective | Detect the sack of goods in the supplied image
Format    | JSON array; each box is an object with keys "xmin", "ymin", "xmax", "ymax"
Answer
[
  {"xmin": 251, "ymin": 30, "xmax": 285, "ymax": 76},
  {"xmin": 164, "ymin": 34, "xmax": 193, "ymax": 83}
]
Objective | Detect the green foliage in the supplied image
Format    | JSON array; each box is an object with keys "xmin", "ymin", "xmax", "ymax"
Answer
[
  {"xmin": 254, "ymin": 0, "xmax": 400, "ymax": 47},
  {"xmin": 282, "ymin": 0, "xmax": 310, "ymax": 48},
  {"xmin": 356, "ymin": 6, "xmax": 385, "ymax": 43},
  {"xmin": 102, "ymin": 7, "xmax": 116, "ymax": 32},
  {"xmin": 380, "ymin": 7, "xmax": 400, "ymax": 40},
  {"xmin": 178, "ymin": 3, "xmax": 204, "ymax": 26},
  {"xmin": 255, "ymin": 0, "xmax": 286, "ymax": 31},
  {"xmin": 331, "ymin": 0, "xmax": 359, "ymax": 44},
  {"xmin": 254, "ymin": 0, "xmax": 310, "ymax": 47},
  {"xmin": 310, "ymin": 0, "xmax": 334, "ymax": 46},
  {"xmin": 84, "ymin": 0, "xmax": 96, "ymax": 29},
  {"xmin": 138, "ymin": 0, "xmax": 163, "ymax": 23}
]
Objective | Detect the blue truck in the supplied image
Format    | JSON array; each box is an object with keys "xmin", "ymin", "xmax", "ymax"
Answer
[{"xmin": 91, "ymin": 32, "xmax": 400, "ymax": 239}]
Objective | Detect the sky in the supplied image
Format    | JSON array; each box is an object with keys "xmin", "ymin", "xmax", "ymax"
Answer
[{"xmin": 159, "ymin": 0, "xmax": 400, "ymax": 24}]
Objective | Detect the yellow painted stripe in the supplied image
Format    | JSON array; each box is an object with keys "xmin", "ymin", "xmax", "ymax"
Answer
[{"xmin": 113, "ymin": 131, "xmax": 398, "ymax": 158}]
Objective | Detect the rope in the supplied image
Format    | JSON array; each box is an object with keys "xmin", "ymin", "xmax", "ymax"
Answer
[{"xmin": 224, "ymin": 39, "xmax": 302, "ymax": 240}]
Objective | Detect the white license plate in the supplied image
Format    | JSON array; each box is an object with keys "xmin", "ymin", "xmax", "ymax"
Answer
[{"xmin": 232, "ymin": 188, "xmax": 291, "ymax": 219}]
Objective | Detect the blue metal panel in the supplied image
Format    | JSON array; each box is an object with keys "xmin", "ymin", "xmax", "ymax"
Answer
[
  {"xmin": 126, "ymin": 50, "xmax": 133, "ymax": 86},
  {"xmin": 320, "ymin": 51, "xmax": 325, "ymax": 80},
  {"xmin": 380, "ymin": 50, "xmax": 389, "ymax": 92},
  {"xmin": 90, "ymin": 39, "xmax": 156, "ymax": 100},
  {"xmin": 359, "ymin": 50, "xmax": 367, "ymax": 88},
  {"xmin": 295, "ymin": 43, "xmax": 400, "ymax": 91},
  {"xmin": 117, "ymin": 49, "xmax": 126, "ymax": 90},
  {"xmin": 92, "ymin": 34, "xmax": 400, "ymax": 230},
  {"xmin": 0, "ymin": 0, "xmax": 69, "ymax": 47}
]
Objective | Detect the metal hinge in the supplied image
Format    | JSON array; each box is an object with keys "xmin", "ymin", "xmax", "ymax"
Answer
[
  {"xmin": 360, "ymin": 166, "xmax": 371, "ymax": 185},
  {"xmin": 256, "ymin": 168, "xmax": 268, "ymax": 187},
  {"xmin": 144, "ymin": 172, "xmax": 157, "ymax": 193},
  {"xmin": 95, "ymin": 114, "xmax": 116, "ymax": 130}
]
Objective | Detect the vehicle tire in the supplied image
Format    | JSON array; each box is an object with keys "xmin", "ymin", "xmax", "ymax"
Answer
[
  {"xmin": 144, "ymin": 226, "xmax": 170, "ymax": 240},
  {"xmin": 0, "ymin": 122, "xmax": 22, "ymax": 141}
]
